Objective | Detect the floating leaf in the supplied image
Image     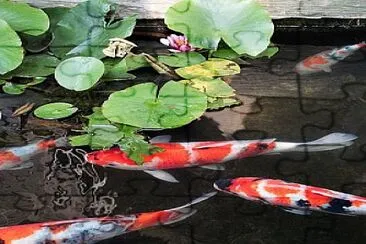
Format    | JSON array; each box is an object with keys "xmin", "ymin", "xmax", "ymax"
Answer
[
  {"xmin": 0, "ymin": 1, "xmax": 49, "ymax": 36},
  {"xmin": 158, "ymin": 52, "xmax": 206, "ymax": 67},
  {"xmin": 102, "ymin": 81, "xmax": 207, "ymax": 129},
  {"xmin": 43, "ymin": 7, "xmax": 70, "ymax": 31},
  {"xmin": 50, "ymin": 0, "xmax": 111, "ymax": 57},
  {"xmin": 244, "ymin": 46, "xmax": 279, "ymax": 59},
  {"xmin": 66, "ymin": 16, "xmax": 137, "ymax": 59},
  {"xmin": 34, "ymin": 102, "xmax": 78, "ymax": 119},
  {"xmin": 0, "ymin": 19, "xmax": 23, "ymax": 75},
  {"xmin": 55, "ymin": 57, "xmax": 105, "ymax": 91},
  {"xmin": 126, "ymin": 54, "xmax": 150, "ymax": 71},
  {"xmin": 213, "ymin": 45, "xmax": 279, "ymax": 60},
  {"xmin": 103, "ymin": 58, "xmax": 136, "ymax": 81},
  {"xmin": 118, "ymin": 136, "xmax": 162, "ymax": 164},
  {"xmin": 184, "ymin": 78, "xmax": 235, "ymax": 98},
  {"xmin": 175, "ymin": 58, "xmax": 240, "ymax": 79},
  {"xmin": 207, "ymin": 97, "xmax": 241, "ymax": 110},
  {"xmin": 2, "ymin": 82, "xmax": 27, "ymax": 95},
  {"xmin": 165, "ymin": 0, "xmax": 274, "ymax": 56},
  {"xmin": 6, "ymin": 54, "xmax": 60, "ymax": 78},
  {"xmin": 0, "ymin": 80, "xmax": 6, "ymax": 85}
]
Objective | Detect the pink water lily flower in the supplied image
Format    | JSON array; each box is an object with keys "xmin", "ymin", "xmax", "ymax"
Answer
[{"xmin": 160, "ymin": 34, "xmax": 195, "ymax": 52}]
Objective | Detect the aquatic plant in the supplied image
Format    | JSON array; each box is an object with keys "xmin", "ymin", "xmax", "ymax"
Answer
[{"xmin": 0, "ymin": 0, "xmax": 277, "ymax": 163}]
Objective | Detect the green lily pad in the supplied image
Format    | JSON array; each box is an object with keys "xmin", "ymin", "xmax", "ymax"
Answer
[
  {"xmin": 6, "ymin": 54, "xmax": 60, "ymax": 78},
  {"xmin": 34, "ymin": 102, "xmax": 78, "ymax": 120},
  {"xmin": 158, "ymin": 52, "xmax": 206, "ymax": 67},
  {"xmin": 184, "ymin": 78, "xmax": 235, "ymax": 98},
  {"xmin": 207, "ymin": 97, "xmax": 241, "ymax": 110},
  {"xmin": 50, "ymin": 0, "xmax": 111, "ymax": 57},
  {"xmin": 165, "ymin": 0, "xmax": 274, "ymax": 56},
  {"xmin": 102, "ymin": 81, "xmax": 207, "ymax": 129},
  {"xmin": 66, "ymin": 16, "xmax": 137, "ymax": 59},
  {"xmin": 55, "ymin": 57, "xmax": 105, "ymax": 91},
  {"xmin": 126, "ymin": 54, "xmax": 150, "ymax": 71},
  {"xmin": 0, "ymin": 1, "xmax": 49, "ymax": 36},
  {"xmin": 0, "ymin": 19, "xmax": 23, "ymax": 75},
  {"xmin": 175, "ymin": 58, "xmax": 240, "ymax": 79},
  {"xmin": 2, "ymin": 82, "xmax": 27, "ymax": 95},
  {"xmin": 103, "ymin": 58, "xmax": 136, "ymax": 81}
]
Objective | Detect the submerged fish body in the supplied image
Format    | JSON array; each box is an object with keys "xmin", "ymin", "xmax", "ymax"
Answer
[
  {"xmin": 0, "ymin": 138, "xmax": 67, "ymax": 170},
  {"xmin": 85, "ymin": 133, "xmax": 357, "ymax": 182},
  {"xmin": 0, "ymin": 192, "xmax": 215, "ymax": 243},
  {"xmin": 214, "ymin": 177, "xmax": 366, "ymax": 216},
  {"xmin": 294, "ymin": 42, "xmax": 366, "ymax": 75}
]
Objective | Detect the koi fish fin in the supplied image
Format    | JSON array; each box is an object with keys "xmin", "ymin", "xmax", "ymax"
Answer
[
  {"xmin": 7, "ymin": 161, "xmax": 34, "ymax": 170},
  {"xmin": 150, "ymin": 135, "xmax": 172, "ymax": 143},
  {"xmin": 143, "ymin": 170, "xmax": 179, "ymax": 183},
  {"xmin": 281, "ymin": 207, "xmax": 311, "ymax": 215},
  {"xmin": 168, "ymin": 192, "xmax": 217, "ymax": 212},
  {"xmin": 55, "ymin": 137, "xmax": 69, "ymax": 147},
  {"xmin": 193, "ymin": 142, "xmax": 232, "ymax": 149},
  {"xmin": 290, "ymin": 133, "xmax": 357, "ymax": 152},
  {"xmin": 322, "ymin": 66, "xmax": 332, "ymax": 72},
  {"xmin": 199, "ymin": 164, "xmax": 226, "ymax": 171}
]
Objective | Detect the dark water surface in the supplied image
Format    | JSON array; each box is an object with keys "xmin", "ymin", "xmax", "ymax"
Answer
[{"xmin": 1, "ymin": 42, "xmax": 366, "ymax": 244}]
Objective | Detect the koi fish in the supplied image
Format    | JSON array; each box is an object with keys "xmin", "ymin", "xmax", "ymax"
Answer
[
  {"xmin": 294, "ymin": 42, "xmax": 366, "ymax": 75},
  {"xmin": 0, "ymin": 192, "xmax": 216, "ymax": 243},
  {"xmin": 86, "ymin": 133, "xmax": 357, "ymax": 183},
  {"xmin": 214, "ymin": 177, "xmax": 366, "ymax": 216},
  {"xmin": 0, "ymin": 138, "xmax": 68, "ymax": 170}
]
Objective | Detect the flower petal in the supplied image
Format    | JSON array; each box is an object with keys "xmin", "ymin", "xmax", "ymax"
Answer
[{"xmin": 160, "ymin": 38, "xmax": 170, "ymax": 46}]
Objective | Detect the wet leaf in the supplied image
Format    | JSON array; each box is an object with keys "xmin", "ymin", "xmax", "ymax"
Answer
[
  {"xmin": 158, "ymin": 52, "xmax": 206, "ymax": 67},
  {"xmin": 126, "ymin": 54, "xmax": 150, "ymax": 71},
  {"xmin": 118, "ymin": 136, "xmax": 162, "ymax": 164},
  {"xmin": 43, "ymin": 7, "xmax": 69, "ymax": 31},
  {"xmin": 0, "ymin": 19, "xmax": 23, "ymax": 75},
  {"xmin": 21, "ymin": 32, "xmax": 54, "ymax": 53},
  {"xmin": 6, "ymin": 54, "xmax": 60, "ymax": 78},
  {"xmin": 66, "ymin": 16, "xmax": 137, "ymax": 59},
  {"xmin": 34, "ymin": 102, "xmax": 78, "ymax": 120},
  {"xmin": 2, "ymin": 82, "xmax": 27, "ymax": 95},
  {"xmin": 213, "ymin": 44, "xmax": 279, "ymax": 60},
  {"xmin": 0, "ymin": 80, "xmax": 6, "ymax": 85},
  {"xmin": 102, "ymin": 81, "xmax": 207, "ymax": 129},
  {"xmin": 175, "ymin": 58, "xmax": 240, "ymax": 79},
  {"xmin": 184, "ymin": 78, "xmax": 235, "ymax": 98},
  {"xmin": 103, "ymin": 58, "xmax": 136, "ymax": 81},
  {"xmin": 165, "ymin": 0, "xmax": 274, "ymax": 56},
  {"xmin": 55, "ymin": 57, "xmax": 105, "ymax": 91},
  {"xmin": 0, "ymin": 1, "xmax": 49, "ymax": 36},
  {"xmin": 50, "ymin": 0, "xmax": 111, "ymax": 57},
  {"xmin": 207, "ymin": 97, "xmax": 241, "ymax": 110}
]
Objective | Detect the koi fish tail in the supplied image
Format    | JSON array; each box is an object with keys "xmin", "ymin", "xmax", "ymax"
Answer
[
  {"xmin": 54, "ymin": 137, "xmax": 69, "ymax": 147},
  {"xmin": 162, "ymin": 192, "xmax": 217, "ymax": 225},
  {"xmin": 275, "ymin": 133, "xmax": 357, "ymax": 153}
]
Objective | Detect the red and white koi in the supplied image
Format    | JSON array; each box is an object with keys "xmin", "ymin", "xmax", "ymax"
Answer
[
  {"xmin": 0, "ymin": 192, "xmax": 215, "ymax": 243},
  {"xmin": 214, "ymin": 177, "xmax": 366, "ymax": 216},
  {"xmin": 86, "ymin": 133, "xmax": 357, "ymax": 183},
  {"xmin": 0, "ymin": 138, "xmax": 68, "ymax": 170},
  {"xmin": 294, "ymin": 42, "xmax": 366, "ymax": 75}
]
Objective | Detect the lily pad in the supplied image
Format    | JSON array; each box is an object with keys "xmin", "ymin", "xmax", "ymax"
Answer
[
  {"xmin": 55, "ymin": 57, "xmax": 105, "ymax": 91},
  {"xmin": 184, "ymin": 78, "xmax": 235, "ymax": 98},
  {"xmin": 126, "ymin": 54, "xmax": 150, "ymax": 71},
  {"xmin": 66, "ymin": 16, "xmax": 137, "ymax": 59},
  {"xmin": 208, "ymin": 97, "xmax": 241, "ymax": 110},
  {"xmin": 50, "ymin": 0, "xmax": 111, "ymax": 57},
  {"xmin": 165, "ymin": 0, "xmax": 274, "ymax": 56},
  {"xmin": 0, "ymin": 1, "xmax": 49, "ymax": 36},
  {"xmin": 0, "ymin": 19, "xmax": 23, "ymax": 75},
  {"xmin": 103, "ymin": 58, "xmax": 136, "ymax": 81},
  {"xmin": 2, "ymin": 82, "xmax": 27, "ymax": 95},
  {"xmin": 158, "ymin": 52, "xmax": 206, "ymax": 67},
  {"xmin": 34, "ymin": 102, "xmax": 78, "ymax": 120},
  {"xmin": 102, "ymin": 81, "xmax": 207, "ymax": 129},
  {"xmin": 6, "ymin": 54, "xmax": 60, "ymax": 78},
  {"xmin": 175, "ymin": 58, "xmax": 240, "ymax": 79}
]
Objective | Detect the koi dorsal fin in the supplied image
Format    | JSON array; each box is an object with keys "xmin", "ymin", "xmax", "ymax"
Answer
[
  {"xmin": 192, "ymin": 142, "xmax": 232, "ymax": 150},
  {"xmin": 150, "ymin": 135, "xmax": 172, "ymax": 143}
]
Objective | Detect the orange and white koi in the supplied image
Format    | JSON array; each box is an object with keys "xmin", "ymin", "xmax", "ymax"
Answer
[
  {"xmin": 214, "ymin": 177, "xmax": 366, "ymax": 216},
  {"xmin": 0, "ymin": 192, "xmax": 215, "ymax": 243},
  {"xmin": 86, "ymin": 133, "xmax": 357, "ymax": 183},
  {"xmin": 0, "ymin": 138, "xmax": 68, "ymax": 170},
  {"xmin": 294, "ymin": 42, "xmax": 366, "ymax": 75}
]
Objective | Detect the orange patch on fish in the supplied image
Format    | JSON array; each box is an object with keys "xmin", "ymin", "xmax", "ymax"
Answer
[
  {"xmin": 37, "ymin": 139, "xmax": 56, "ymax": 150},
  {"xmin": 0, "ymin": 224, "xmax": 41, "ymax": 241},
  {"xmin": 130, "ymin": 212, "xmax": 163, "ymax": 230},
  {"xmin": 303, "ymin": 55, "xmax": 328, "ymax": 67},
  {"xmin": 304, "ymin": 186, "xmax": 332, "ymax": 206},
  {"xmin": 0, "ymin": 151, "xmax": 21, "ymax": 162},
  {"xmin": 229, "ymin": 178, "xmax": 260, "ymax": 198},
  {"xmin": 144, "ymin": 143, "xmax": 189, "ymax": 169},
  {"xmin": 87, "ymin": 148, "xmax": 136, "ymax": 166},
  {"xmin": 239, "ymin": 141, "xmax": 276, "ymax": 158},
  {"xmin": 263, "ymin": 180, "xmax": 301, "ymax": 205},
  {"xmin": 192, "ymin": 142, "xmax": 232, "ymax": 164}
]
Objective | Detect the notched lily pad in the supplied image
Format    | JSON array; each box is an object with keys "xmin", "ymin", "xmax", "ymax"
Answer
[
  {"xmin": 175, "ymin": 58, "xmax": 240, "ymax": 79},
  {"xmin": 166, "ymin": 0, "xmax": 274, "ymax": 56},
  {"xmin": 184, "ymin": 77, "xmax": 235, "ymax": 98},
  {"xmin": 34, "ymin": 102, "xmax": 78, "ymax": 120},
  {"xmin": 55, "ymin": 57, "xmax": 105, "ymax": 91},
  {"xmin": 102, "ymin": 81, "xmax": 207, "ymax": 129},
  {"xmin": 158, "ymin": 52, "xmax": 206, "ymax": 67}
]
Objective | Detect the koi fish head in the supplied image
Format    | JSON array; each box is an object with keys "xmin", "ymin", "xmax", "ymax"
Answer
[
  {"xmin": 214, "ymin": 177, "xmax": 261, "ymax": 201},
  {"xmin": 85, "ymin": 148, "xmax": 137, "ymax": 168}
]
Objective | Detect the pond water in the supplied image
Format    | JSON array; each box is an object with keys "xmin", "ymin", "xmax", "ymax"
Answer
[{"xmin": 1, "ymin": 40, "xmax": 366, "ymax": 244}]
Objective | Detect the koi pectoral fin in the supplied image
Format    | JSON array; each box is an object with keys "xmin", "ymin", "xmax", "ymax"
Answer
[
  {"xmin": 6, "ymin": 161, "xmax": 34, "ymax": 170},
  {"xmin": 281, "ymin": 207, "xmax": 311, "ymax": 215},
  {"xmin": 199, "ymin": 164, "xmax": 226, "ymax": 171},
  {"xmin": 322, "ymin": 66, "xmax": 332, "ymax": 72},
  {"xmin": 143, "ymin": 170, "xmax": 179, "ymax": 183}
]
